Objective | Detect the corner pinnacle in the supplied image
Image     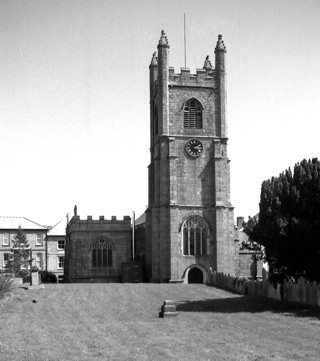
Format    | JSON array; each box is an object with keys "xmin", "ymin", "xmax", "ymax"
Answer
[
  {"xmin": 203, "ymin": 55, "xmax": 213, "ymax": 70},
  {"xmin": 158, "ymin": 30, "xmax": 169, "ymax": 47},
  {"xmin": 150, "ymin": 52, "xmax": 158, "ymax": 66},
  {"xmin": 215, "ymin": 34, "xmax": 227, "ymax": 53}
]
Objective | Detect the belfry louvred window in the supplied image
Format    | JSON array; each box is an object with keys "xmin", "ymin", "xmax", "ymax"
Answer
[
  {"xmin": 182, "ymin": 216, "xmax": 208, "ymax": 256},
  {"xmin": 91, "ymin": 238, "xmax": 112, "ymax": 268},
  {"xmin": 184, "ymin": 99, "xmax": 203, "ymax": 129}
]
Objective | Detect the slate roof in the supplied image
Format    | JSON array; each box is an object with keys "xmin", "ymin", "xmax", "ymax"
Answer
[
  {"xmin": 47, "ymin": 219, "xmax": 66, "ymax": 236},
  {"xmin": 0, "ymin": 216, "xmax": 47, "ymax": 230},
  {"xmin": 135, "ymin": 212, "xmax": 146, "ymax": 226}
]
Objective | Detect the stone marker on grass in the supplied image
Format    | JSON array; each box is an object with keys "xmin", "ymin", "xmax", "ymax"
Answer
[
  {"xmin": 159, "ymin": 300, "xmax": 179, "ymax": 318},
  {"xmin": 28, "ymin": 267, "xmax": 44, "ymax": 290}
]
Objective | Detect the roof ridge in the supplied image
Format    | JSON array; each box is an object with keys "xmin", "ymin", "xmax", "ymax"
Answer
[{"xmin": 23, "ymin": 217, "xmax": 47, "ymax": 229}]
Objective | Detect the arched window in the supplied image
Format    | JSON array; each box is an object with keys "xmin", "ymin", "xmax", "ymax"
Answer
[
  {"xmin": 182, "ymin": 216, "xmax": 208, "ymax": 256},
  {"xmin": 91, "ymin": 238, "xmax": 112, "ymax": 268},
  {"xmin": 184, "ymin": 99, "xmax": 203, "ymax": 129}
]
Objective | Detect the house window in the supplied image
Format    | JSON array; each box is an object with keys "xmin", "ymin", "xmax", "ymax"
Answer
[
  {"xmin": 36, "ymin": 234, "xmax": 43, "ymax": 246},
  {"xmin": 3, "ymin": 253, "xmax": 9, "ymax": 268},
  {"xmin": 36, "ymin": 253, "xmax": 43, "ymax": 269},
  {"xmin": 57, "ymin": 240, "xmax": 65, "ymax": 250},
  {"xmin": 91, "ymin": 238, "xmax": 112, "ymax": 268},
  {"xmin": 1, "ymin": 233, "xmax": 9, "ymax": 246},
  {"xmin": 184, "ymin": 98, "xmax": 203, "ymax": 129},
  {"xmin": 182, "ymin": 216, "xmax": 208, "ymax": 256},
  {"xmin": 58, "ymin": 256, "xmax": 64, "ymax": 269}
]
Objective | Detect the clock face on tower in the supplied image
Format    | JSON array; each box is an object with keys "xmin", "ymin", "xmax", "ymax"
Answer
[{"xmin": 185, "ymin": 139, "xmax": 203, "ymax": 157}]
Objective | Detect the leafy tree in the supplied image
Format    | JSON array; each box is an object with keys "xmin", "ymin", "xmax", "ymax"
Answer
[
  {"xmin": 6, "ymin": 226, "xmax": 31, "ymax": 277},
  {"xmin": 242, "ymin": 215, "xmax": 263, "ymax": 259},
  {"xmin": 253, "ymin": 158, "xmax": 320, "ymax": 283}
]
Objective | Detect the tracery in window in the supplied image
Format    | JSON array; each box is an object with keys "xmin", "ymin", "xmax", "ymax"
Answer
[
  {"xmin": 184, "ymin": 98, "xmax": 203, "ymax": 129},
  {"xmin": 91, "ymin": 238, "xmax": 112, "ymax": 268},
  {"xmin": 182, "ymin": 216, "xmax": 208, "ymax": 256}
]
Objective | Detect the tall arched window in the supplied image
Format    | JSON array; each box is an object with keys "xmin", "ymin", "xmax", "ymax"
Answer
[
  {"xmin": 91, "ymin": 238, "xmax": 112, "ymax": 268},
  {"xmin": 182, "ymin": 216, "xmax": 208, "ymax": 256},
  {"xmin": 184, "ymin": 99, "xmax": 203, "ymax": 129}
]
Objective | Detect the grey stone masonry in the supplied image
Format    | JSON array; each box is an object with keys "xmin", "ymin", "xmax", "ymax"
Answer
[
  {"xmin": 159, "ymin": 300, "xmax": 179, "ymax": 318},
  {"xmin": 64, "ymin": 211, "xmax": 132, "ymax": 283},
  {"xmin": 146, "ymin": 31, "xmax": 236, "ymax": 283}
]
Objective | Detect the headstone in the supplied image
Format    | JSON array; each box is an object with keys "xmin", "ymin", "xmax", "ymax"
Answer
[
  {"xmin": 159, "ymin": 300, "xmax": 179, "ymax": 318},
  {"xmin": 31, "ymin": 271, "xmax": 39, "ymax": 286},
  {"xmin": 28, "ymin": 269, "xmax": 44, "ymax": 290}
]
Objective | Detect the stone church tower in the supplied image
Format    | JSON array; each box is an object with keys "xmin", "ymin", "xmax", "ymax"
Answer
[{"xmin": 145, "ymin": 31, "xmax": 236, "ymax": 283}]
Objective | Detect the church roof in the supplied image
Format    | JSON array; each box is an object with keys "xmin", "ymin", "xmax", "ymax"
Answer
[
  {"xmin": 135, "ymin": 212, "xmax": 146, "ymax": 226},
  {"xmin": 0, "ymin": 216, "xmax": 47, "ymax": 230}
]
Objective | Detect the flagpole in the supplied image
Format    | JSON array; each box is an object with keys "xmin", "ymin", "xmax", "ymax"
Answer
[
  {"xmin": 132, "ymin": 211, "xmax": 135, "ymax": 261},
  {"xmin": 184, "ymin": 13, "xmax": 187, "ymax": 68}
]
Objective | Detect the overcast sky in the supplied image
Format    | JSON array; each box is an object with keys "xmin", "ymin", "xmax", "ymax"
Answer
[{"xmin": 1, "ymin": 0, "xmax": 319, "ymax": 226}]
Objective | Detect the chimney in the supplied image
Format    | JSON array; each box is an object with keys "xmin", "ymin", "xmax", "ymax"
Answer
[{"xmin": 237, "ymin": 217, "xmax": 244, "ymax": 229}]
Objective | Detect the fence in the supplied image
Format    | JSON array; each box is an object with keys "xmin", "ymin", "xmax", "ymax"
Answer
[{"xmin": 212, "ymin": 271, "xmax": 320, "ymax": 309}]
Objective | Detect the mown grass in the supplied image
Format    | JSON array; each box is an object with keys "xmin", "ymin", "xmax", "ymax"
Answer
[{"xmin": 0, "ymin": 283, "xmax": 320, "ymax": 361}]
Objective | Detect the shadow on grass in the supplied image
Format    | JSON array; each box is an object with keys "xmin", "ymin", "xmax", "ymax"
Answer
[{"xmin": 176, "ymin": 295, "xmax": 320, "ymax": 320}]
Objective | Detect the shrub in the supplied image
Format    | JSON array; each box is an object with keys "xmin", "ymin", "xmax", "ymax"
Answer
[
  {"xmin": 39, "ymin": 271, "xmax": 57, "ymax": 283},
  {"xmin": 19, "ymin": 269, "xmax": 31, "ymax": 283},
  {"xmin": 0, "ymin": 272, "xmax": 13, "ymax": 299}
]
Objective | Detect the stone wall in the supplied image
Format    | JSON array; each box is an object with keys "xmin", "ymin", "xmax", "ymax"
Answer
[{"xmin": 65, "ymin": 215, "xmax": 131, "ymax": 282}]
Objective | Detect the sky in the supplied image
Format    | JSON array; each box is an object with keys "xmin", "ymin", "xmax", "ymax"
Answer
[{"xmin": 1, "ymin": 0, "xmax": 319, "ymax": 227}]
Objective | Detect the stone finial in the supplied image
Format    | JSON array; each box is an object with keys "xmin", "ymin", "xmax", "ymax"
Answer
[
  {"xmin": 158, "ymin": 30, "xmax": 169, "ymax": 47},
  {"xmin": 215, "ymin": 34, "xmax": 227, "ymax": 52},
  {"xmin": 74, "ymin": 205, "xmax": 77, "ymax": 216},
  {"xmin": 203, "ymin": 55, "xmax": 213, "ymax": 70},
  {"xmin": 150, "ymin": 52, "xmax": 158, "ymax": 66}
]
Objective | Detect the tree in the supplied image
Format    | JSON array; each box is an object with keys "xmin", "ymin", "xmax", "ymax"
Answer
[
  {"xmin": 6, "ymin": 226, "xmax": 31, "ymax": 277},
  {"xmin": 242, "ymin": 215, "xmax": 263, "ymax": 258},
  {"xmin": 253, "ymin": 158, "xmax": 320, "ymax": 283}
]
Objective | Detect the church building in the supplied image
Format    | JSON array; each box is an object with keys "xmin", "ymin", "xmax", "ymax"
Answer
[
  {"xmin": 145, "ymin": 31, "xmax": 236, "ymax": 283},
  {"xmin": 64, "ymin": 207, "xmax": 132, "ymax": 282}
]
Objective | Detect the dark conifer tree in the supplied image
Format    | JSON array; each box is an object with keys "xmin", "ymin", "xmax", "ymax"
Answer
[
  {"xmin": 6, "ymin": 226, "xmax": 31, "ymax": 277},
  {"xmin": 252, "ymin": 158, "xmax": 320, "ymax": 283}
]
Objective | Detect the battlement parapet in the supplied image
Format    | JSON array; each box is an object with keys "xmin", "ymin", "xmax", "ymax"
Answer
[
  {"xmin": 67, "ymin": 214, "xmax": 131, "ymax": 232},
  {"xmin": 71, "ymin": 215, "xmax": 131, "ymax": 222},
  {"xmin": 168, "ymin": 67, "xmax": 214, "ymax": 87}
]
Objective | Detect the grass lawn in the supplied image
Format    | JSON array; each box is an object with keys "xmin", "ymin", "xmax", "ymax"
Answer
[{"xmin": 1, "ymin": 283, "xmax": 320, "ymax": 361}]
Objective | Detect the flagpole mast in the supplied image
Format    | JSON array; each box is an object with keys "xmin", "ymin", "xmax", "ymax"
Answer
[
  {"xmin": 184, "ymin": 13, "xmax": 187, "ymax": 68},
  {"xmin": 132, "ymin": 211, "xmax": 135, "ymax": 261}
]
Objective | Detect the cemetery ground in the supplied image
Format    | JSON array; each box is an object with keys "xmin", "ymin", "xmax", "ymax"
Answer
[{"xmin": 1, "ymin": 283, "xmax": 320, "ymax": 361}]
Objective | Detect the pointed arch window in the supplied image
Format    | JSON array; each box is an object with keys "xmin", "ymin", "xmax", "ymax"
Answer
[
  {"xmin": 182, "ymin": 216, "xmax": 208, "ymax": 256},
  {"xmin": 184, "ymin": 99, "xmax": 203, "ymax": 129},
  {"xmin": 91, "ymin": 238, "xmax": 113, "ymax": 268}
]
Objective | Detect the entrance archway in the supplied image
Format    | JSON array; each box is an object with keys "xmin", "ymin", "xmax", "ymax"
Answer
[{"xmin": 188, "ymin": 267, "xmax": 203, "ymax": 284}]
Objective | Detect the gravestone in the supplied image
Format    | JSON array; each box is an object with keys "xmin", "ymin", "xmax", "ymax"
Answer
[
  {"xmin": 28, "ymin": 268, "xmax": 44, "ymax": 290},
  {"xmin": 159, "ymin": 300, "xmax": 178, "ymax": 318}
]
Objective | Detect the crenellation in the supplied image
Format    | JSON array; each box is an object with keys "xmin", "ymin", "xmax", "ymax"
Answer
[{"xmin": 169, "ymin": 69, "xmax": 215, "ymax": 86}]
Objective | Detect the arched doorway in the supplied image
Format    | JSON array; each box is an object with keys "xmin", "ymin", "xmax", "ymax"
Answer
[{"xmin": 188, "ymin": 267, "xmax": 203, "ymax": 284}]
